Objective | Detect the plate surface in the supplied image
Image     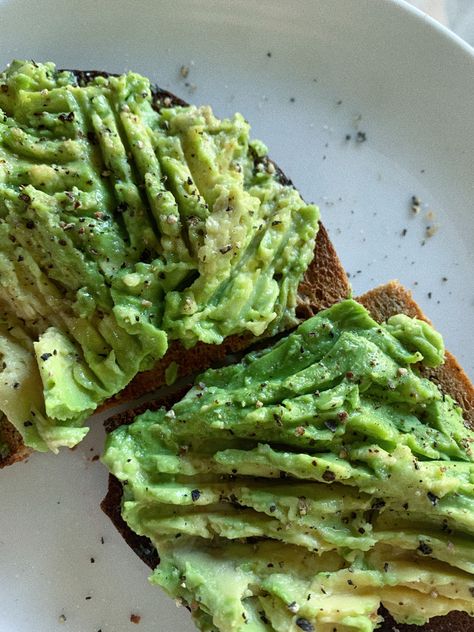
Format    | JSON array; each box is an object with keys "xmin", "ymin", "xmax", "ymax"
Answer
[{"xmin": 0, "ymin": 1, "xmax": 473, "ymax": 631}]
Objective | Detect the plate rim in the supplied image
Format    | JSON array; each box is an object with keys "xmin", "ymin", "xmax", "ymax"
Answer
[{"xmin": 392, "ymin": 0, "xmax": 474, "ymax": 57}]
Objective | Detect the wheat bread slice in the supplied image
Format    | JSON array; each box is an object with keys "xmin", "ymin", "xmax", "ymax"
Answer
[
  {"xmin": 0, "ymin": 71, "xmax": 350, "ymax": 467},
  {"xmin": 101, "ymin": 280, "xmax": 474, "ymax": 631}
]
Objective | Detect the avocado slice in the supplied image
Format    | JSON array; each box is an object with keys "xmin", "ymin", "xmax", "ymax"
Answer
[
  {"xmin": 103, "ymin": 299, "xmax": 474, "ymax": 631},
  {"xmin": 0, "ymin": 60, "xmax": 319, "ymax": 451}
]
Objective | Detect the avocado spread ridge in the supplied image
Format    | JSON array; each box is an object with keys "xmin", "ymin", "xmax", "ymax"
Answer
[
  {"xmin": 103, "ymin": 299, "xmax": 474, "ymax": 631},
  {"xmin": 0, "ymin": 60, "xmax": 318, "ymax": 452}
]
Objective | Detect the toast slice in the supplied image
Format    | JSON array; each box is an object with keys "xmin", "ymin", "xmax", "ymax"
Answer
[
  {"xmin": 0, "ymin": 71, "xmax": 350, "ymax": 468},
  {"xmin": 101, "ymin": 280, "xmax": 474, "ymax": 631}
]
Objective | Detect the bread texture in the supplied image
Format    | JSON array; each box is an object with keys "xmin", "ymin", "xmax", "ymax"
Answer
[
  {"xmin": 0, "ymin": 72, "xmax": 350, "ymax": 468},
  {"xmin": 0, "ymin": 415, "xmax": 31, "ymax": 468},
  {"xmin": 101, "ymin": 281, "xmax": 474, "ymax": 632}
]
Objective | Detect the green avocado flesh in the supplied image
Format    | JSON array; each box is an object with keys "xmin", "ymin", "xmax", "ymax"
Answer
[
  {"xmin": 103, "ymin": 299, "xmax": 474, "ymax": 632},
  {"xmin": 0, "ymin": 60, "xmax": 318, "ymax": 452}
]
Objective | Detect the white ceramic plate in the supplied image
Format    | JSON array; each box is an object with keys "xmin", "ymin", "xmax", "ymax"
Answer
[{"xmin": 0, "ymin": 1, "xmax": 473, "ymax": 631}]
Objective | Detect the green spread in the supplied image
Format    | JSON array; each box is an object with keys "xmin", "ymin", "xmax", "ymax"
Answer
[
  {"xmin": 103, "ymin": 299, "xmax": 474, "ymax": 631},
  {"xmin": 0, "ymin": 60, "xmax": 318, "ymax": 452}
]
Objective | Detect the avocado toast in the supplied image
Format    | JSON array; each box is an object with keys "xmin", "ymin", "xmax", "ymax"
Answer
[
  {"xmin": 2, "ymin": 59, "xmax": 469, "ymax": 632},
  {"xmin": 0, "ymin": 60, "xmax": 349, "ymax": 467},
  {"xmin": 102, "ymin": 281, "xmax": 474, "ymax": 631}
]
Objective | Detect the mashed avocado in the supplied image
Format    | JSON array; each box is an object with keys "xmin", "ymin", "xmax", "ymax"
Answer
[
  {"xmin": 103, "ymin": 300, "xmax": 474, "ymax": 632},
  {"xmin": 0, "ymin": 60, "xmax": 318, "ymax": 452}
]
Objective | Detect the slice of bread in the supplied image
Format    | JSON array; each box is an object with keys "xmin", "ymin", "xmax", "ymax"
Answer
[
  {"xmin": 101, "ymin": 280, "xmax": 474, "ymax": 632},
  {"xmin": 0, "ymin": 72, "xmax": 350, "ymax": 468}
]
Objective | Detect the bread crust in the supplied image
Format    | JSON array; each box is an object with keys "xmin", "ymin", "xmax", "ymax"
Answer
[
  {"xmin": 0, "ymin": 71, "xmax": 349, "ymax": 467},
  {"xmin": 0, "ymin": 416, "xmax": 31, "ymax": 467},
  {"xmin": 101, "ymin": 281, "xmax": 474, "ymax": 631}
]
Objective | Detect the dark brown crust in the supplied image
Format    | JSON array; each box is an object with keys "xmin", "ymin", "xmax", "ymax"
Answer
[
  {"xmin": 378, "ymin": 607, "xmax": 474, "ymax": 631},
  {"xmin": 101, "ymin": 281, "xmax": 474, "ymax": 631},
  {"xmin": 0, "ymin": 416, "xmax": 31, "ymax": 467},
  {"xmin": 295, "ymin": 223, "xmax": 351, "ymax": 319},
  {"xmin": 0, "ymin": 70, "xmax": 350, "ymax": 467}
]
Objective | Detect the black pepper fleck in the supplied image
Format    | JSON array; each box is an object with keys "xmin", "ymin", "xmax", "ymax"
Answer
[
  {"xmin": 371, "ymin": 498, "xmax": 386, "ymax": 510},
  {"xmin": 418, "ymin": 540, "xmax": 433, "ymax": 555},
  {"xmin": 58, "ymin": 111, "xmax": 75, "ymax": 122},
  {"xmin": 324, "ymin": 419, "xmax": 338, "ymax": 433}
]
